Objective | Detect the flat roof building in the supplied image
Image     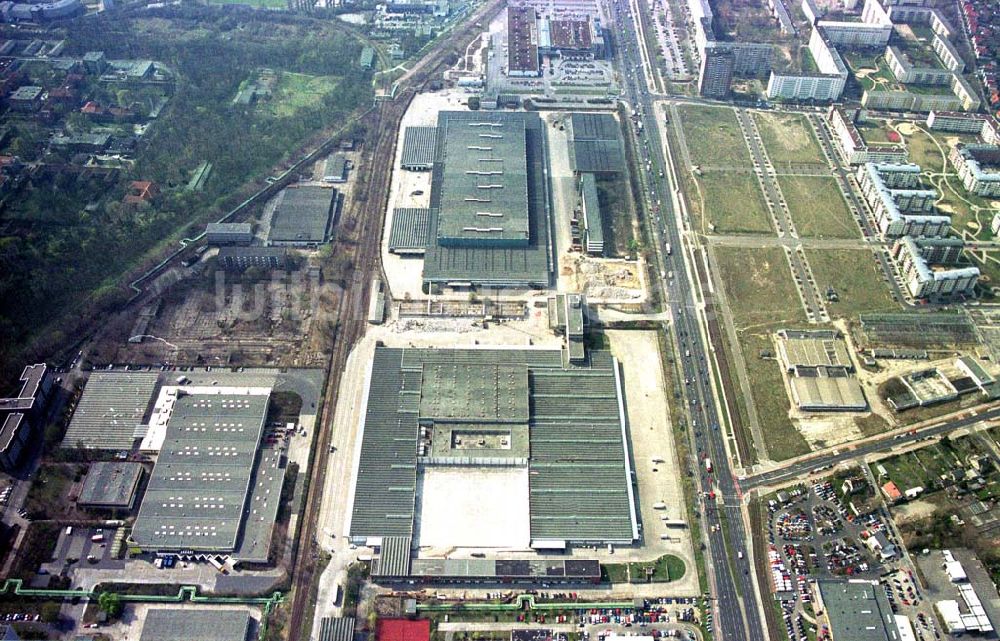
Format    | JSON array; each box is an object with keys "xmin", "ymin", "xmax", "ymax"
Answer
[
  {"xmin": 400, "ymin": 127, "xmax": 438, "ymax": 171},
  {"xmin": 206, "ymin": 223, "xmax": 253, "ymax": 246},
  {"xmin": 130, "ymin": 390, "xmax": 283, "ymax": 562},
  {"xmin": 348, "ymin": 347, "xmax": 637, "ymax": 547},
  {"xmin": 63, "ymin": 372, "xmax": 159, "ymax": 450},
  {"xmin": 421, "ymin": 111, "xmax": 552, "ymax": 287},
  {"xmin": 950, "ymin": 144, "xmax": 1000, "ymax": 198},
  {"xmin": 217, "ymin": 247, "xmax": 290, "ymax": 272},
  {"xmin": 775, "ymin": 330, "xmax": 866, "ymax": 411},
  {"xmin": 508, "ymin": 6, "xmax": 540, "ymax": 77},
  {"xmin": 568, "ymin": 113, "xmax": 624, "ymax": 174},
  {"xmin": 139, "ymin": 608, "xmax": 252, "ymax": 641},
  {"xmin": 814, "ymin": 579, "xmax": 900, "ymax": 641},
  {"xmin": 579, "ymin": 173, "xmax": 604, "ymax": 256},
  {"xmin": 268, "ymin": 186, "xmax": 337, "ymax": 246},
  {"xmin": 78, "ymin": 461, "xmax": 143, "ymax": 510}
]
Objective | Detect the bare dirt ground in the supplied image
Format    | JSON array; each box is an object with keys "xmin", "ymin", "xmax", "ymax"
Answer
[
  {"xmin": 602, "ymin": 330, "xmax": 697, "ymax": 589},
  {"xmin": 891, "ymin": 499, "xmax": 937, "ymax": 524},
  {"xmin": 100, "ymin": 263, "xmax": 337, "ymax": 368},
  {"xmin": 564, "ymin": 256, "xmax": 646, "ymax": 303}
]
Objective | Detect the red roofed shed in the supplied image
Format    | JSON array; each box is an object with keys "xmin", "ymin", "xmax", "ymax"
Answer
[{"xmin": 377, "ymin": 619, "xmax": 430, "ymax": 641}]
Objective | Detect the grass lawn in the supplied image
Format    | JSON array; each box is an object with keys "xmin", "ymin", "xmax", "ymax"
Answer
[
  {"xmin": 604, "ymin": 555, "xmax": 687, "ymax": 584},
  {"xmin": 903, "ymin": 128, "xmax": 947, "ymax": 174},
  {"xmin": 806, "ymin": 249, "xmax": 897, "ymax": 319},
  {"xmin": 779, "ymin": 176, "xmax": 858, "ymax": 239},
  {"xmin": 714, "ymin": 246, "xmax": 805, "ymax": 328},
  {"xmin": 677, "ymin": 105, "xmax": 751, "ymax": 167},
  {"xmin": 697, "ymin": 171, "xmax": 772, "ymax": 234},
  {"xmin": 754, "ymin": 112, "xmax": 825, "ymax": 165},
  {"xmin": 267, "ymin": 72, "xmax": 340, "ymax": 118},
  {"xmin": 715, "ymin": 246, "xmax": 811, "ymax": 461},
  {"xmin": 740, "ymin": 332, "xmax": 810, "ymax": 461}
]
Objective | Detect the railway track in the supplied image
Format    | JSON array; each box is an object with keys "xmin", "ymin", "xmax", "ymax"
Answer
[{"xmin": 283, "ymin": 4, "xmax": 502, "ymax": 638}]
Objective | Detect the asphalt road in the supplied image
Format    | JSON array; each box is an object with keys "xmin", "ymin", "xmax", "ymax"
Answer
[
  {"xmin": 743, "ymin": 404, "xmax": 1000, "ymax": 490},
  {"xmin": 605, "ymin": 3, "xmax": 765, "ymax": 639}
]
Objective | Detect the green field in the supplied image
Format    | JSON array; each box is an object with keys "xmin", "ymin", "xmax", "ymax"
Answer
[
  {"xmin": 779, "ymin": 176, "xmax": 858, "ymax": 239},
  {"xmin": 715, "ymin": 246, "xmax": 810, "ymax": 461},
  {"xmin": 267, "ymin": 72, "xmax": 340, "ymax": 118},
  {"xmin": 740, "ymin": 332, "xmax": 810, "ymax": 461},
  {"xmin": 697, "ymin": 171, "xmax": 772, "ymax": 234},
  {"xmin": 806, "ymin": 250, "xmax": 898, "ymax": 319},
  {"xmin": 903, "ymin": 127, "xmax": 948, "ymax": 174},
  {"xmin": 715, "ymin": 246, "xmax": 805, "ymax": 328},
  {"xmin": 754, "ymin": 112, "xmax": 825, "ymax": 165},
  {"xmin": 677, "ymin": 105, "xmax": 751, "ymax": 167},
  {"xmin": 604, "ymin": 554, "xmax": 687, "ymax": 584}
]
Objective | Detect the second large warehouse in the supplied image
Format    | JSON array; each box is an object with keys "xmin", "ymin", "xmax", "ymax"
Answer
[{"xmin": 347, "ymin": 346, "xmax": 638, "ymax": 552}]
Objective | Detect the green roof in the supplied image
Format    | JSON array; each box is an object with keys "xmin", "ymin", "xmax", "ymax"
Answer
[
  {"xmin": 400, "ymin": 127, "xmax": 438, "ymax": 168},
  {"xmin": 388, "ymin": 208, "xmax": 432, "ymax": 253},
  {"xmin": 422, "ymin": 112, "xmax": 551, "ymax": 286},
  {"xmin": 349, "ymin": 347, "xmax": 636, "ymax": 543},
  {"xmin": 435, "ymin": 111, "xmax": 530, "ymax": 246},
  {"xmin": 569, "ymin": 113, "xmax": 624, "ymax": 173},
  {"xmin": 131, "ymin": 393, "xmax": 274, "ymax": 555},
  {"xmin": 139, "ymin": 608, "xmax": 251, "ymax": 641},
  {"xmin": 269, "ymin": 186, "xmax": 336, "ymax": 244}
]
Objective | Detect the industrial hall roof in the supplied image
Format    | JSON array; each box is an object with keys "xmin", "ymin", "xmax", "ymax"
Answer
[{"xmin": 348, "ymin": 347, "xmax": 637, "ymax": 544}]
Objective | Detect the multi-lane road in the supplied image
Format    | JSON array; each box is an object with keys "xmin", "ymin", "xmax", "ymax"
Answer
[{"xmin": 605, "ymin": 1, "xmax": 767, "ymax": 638}]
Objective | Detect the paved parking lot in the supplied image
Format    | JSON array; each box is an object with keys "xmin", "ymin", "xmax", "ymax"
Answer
[
  {"xmin": 765, "ymin": 481, "xmax": 892, "ymax": 641},
  {"xmin": 41, "ymin": 526, "xmax": 124, "ymax": 579}
]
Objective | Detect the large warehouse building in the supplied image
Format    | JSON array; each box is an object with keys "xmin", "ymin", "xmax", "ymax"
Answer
[
  {"xmin": 130, "ymin": 389, "xmax": 285, "ymax": 563},
  {"xmin": 347, "ymin": 346, "xmax": 638, "ymax": 563},
  {"xmin": 390, "ymin": 111, "xmax": 553, "ymax": 287},
  {"xmin": 268, "ymin": 186, "xmax": 338, "ymax": 246},
  {"xmin": 63, "ymin": 372, "xmax": 160, "ymax": 450}
]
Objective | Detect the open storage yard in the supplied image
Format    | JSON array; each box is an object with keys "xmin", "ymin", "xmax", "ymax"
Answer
[
  {"xmin": 778, "ymin": 176, "xmax": 858, "ymax": 239},
  {"xmin": 805, "ymin": 250, "xmax": 898, "ymax": 318},
  {"xmin": 754, "ymin": 112, "xmax": 825, "ymax": 165}
]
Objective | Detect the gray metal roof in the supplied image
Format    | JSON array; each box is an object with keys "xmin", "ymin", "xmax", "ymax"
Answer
[
  {"xmin": 78, "ymin": 461, "xmax": 143, "ymax": 508},
  {"xmin": 319, "ymin": 617, "xmax": 356, "ymax": 641},
  {"xmin": 816, "ymin": 580, "xmax": 896, "ymax": 641},
  {"xmin": 435, "ymin": 111, "xmax": 530, "ymax": 246},
  {"xmin": 388, "ymin": 208, "xmax": 432, "ymax": 253},
  {"xmin": 269, "ymin": 186, "xmax": 337, "ymax": 244},
  {"xmin": 569, "ymin": 113, "xmax": 624, "ymax": 174},
  {"xmin": 580, "ymin": 173, "xmax": 604, "ymax": 252},
  {"xmin": 63, "ymin": 372, "xmax": 159, "ymax": 450},
  {"xmin": 207, "ymin": 223, "xmax": 252, "ymax": 235},
  {"xmin": 423, "ymin": 113, "xmax": 551, "ymax": 286},
  {"xmin": 349, "ymin": 348, "xmax": 636, "ymax": 544},
  {"xmin": 401, "ymin": 127, "xmax": 438, "ymax": 168},
  {"xmin": 139, "ymin": 608, "xmax": 251, "ymax": 641},
  {"xmin": 131, "ymin": 392, "xmax": 271, "ymax": 554},
  {"xmin": 372, "ymin": 536, "xmax": 413, "ymax": 577}
]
